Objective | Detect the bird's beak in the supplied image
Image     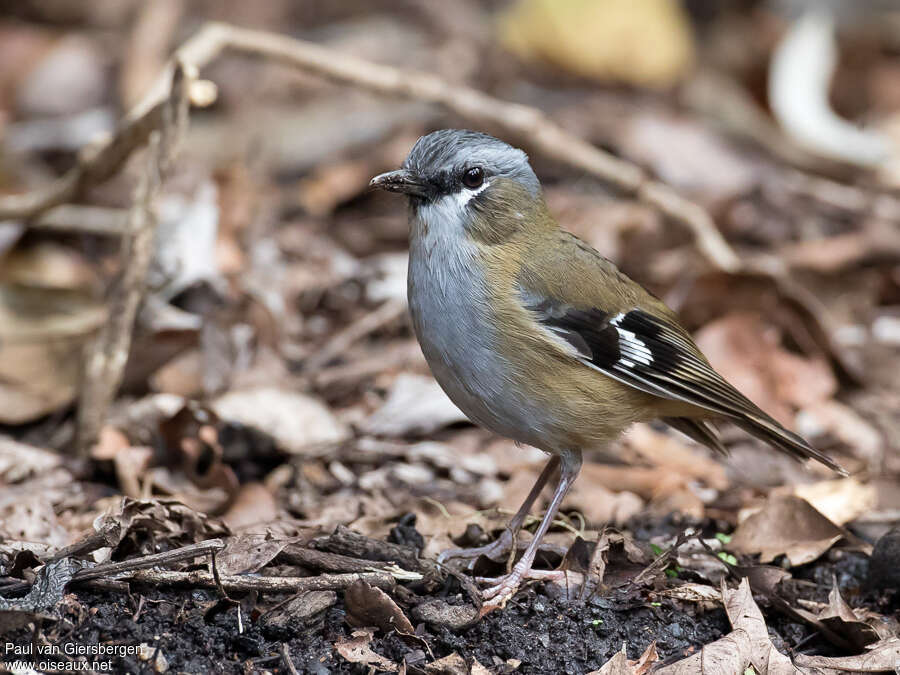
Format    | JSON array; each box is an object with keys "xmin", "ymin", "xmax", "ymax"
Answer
[{"xmin": 369, "ymin": 169, "xmax": 429, "ymax": 197}]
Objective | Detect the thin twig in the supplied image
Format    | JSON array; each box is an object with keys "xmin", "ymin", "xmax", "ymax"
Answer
[
  {"xmin": 74, "ymin": 63, "xmax": 189, "ymax": 455},
  {"xmin": 280, "ymin": 644, "xmax": 300, "ymax": 675},
  {"xmin": 93, "ymin": 569, "xmax": 396, "ymax": 593},
  {"xmin": 30, "ymin": 205, "xmax": 129, "ymax": 235},
  {"xmin": 71, "ymin": 539, "xmax": 225, "ymax": 583}
]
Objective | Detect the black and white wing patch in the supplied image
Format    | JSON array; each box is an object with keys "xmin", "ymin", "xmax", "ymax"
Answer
[
  {"xmin": 528, "ymin": 301, "xmax": 748, "ymax": 414},
  {"xmin": 525, "ymin": 297, "xmax": 845, "ymax": 473}
]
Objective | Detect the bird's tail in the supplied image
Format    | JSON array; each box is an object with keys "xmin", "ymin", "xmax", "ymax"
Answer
[{"xmin": 733, "ymin": 413, "xmax": 848, "ymax": 476}]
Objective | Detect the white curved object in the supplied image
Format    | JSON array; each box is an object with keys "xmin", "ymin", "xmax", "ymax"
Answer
[{"xmin": 769, "ymin": 11, "xmax": 892, "ymax": 167}]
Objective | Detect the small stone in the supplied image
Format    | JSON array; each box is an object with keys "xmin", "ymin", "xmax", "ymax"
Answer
[
  {"xmin": 412, "ymin": 599, "xmax": 478, "ymax": 630},
  {"xmin": 868, "ymin": 527, "xmax": 900, "ymax": 590}
]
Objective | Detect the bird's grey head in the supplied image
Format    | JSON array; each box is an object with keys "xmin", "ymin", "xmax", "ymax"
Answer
[{"xmin": 369, "ymin": 129, "xmax": 541, "ymax": 210}]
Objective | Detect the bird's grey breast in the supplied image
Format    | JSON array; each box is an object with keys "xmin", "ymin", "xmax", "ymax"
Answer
[{"xmin": 406, "ymin": 204, "xmax": 549, "ymax": 447}]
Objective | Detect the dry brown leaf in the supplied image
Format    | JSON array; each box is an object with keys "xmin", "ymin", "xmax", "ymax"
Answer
[
  {"xmin": 409, "ymin": 499, "xmax": 515, "ymax": 561},
  {"xmin": 113, "ymin": 445, "xmax": 153, "ymax": 500},
  {"xmin": 567, "ymin": 463, "xmax": 698, "ymax": 519},
  {"xmin": 216, "ymin": 534, "xmax": 302, "ymax": 575},
  {"xmin": 796, "ymin": 399, "xmax": 883, "ymax": 468},
  {"xmin": 90, "ymin": 426, "xmax": 131, "ymax": 461},
  {"xmin": 563, "ymin": 478, "xmax": 646, "ymax": 527},
  {"xmin": 362, "ymin": 373, "xmax": 468, "ymax": 437},
  {"xmin": 654, "ymin": 630, "xmax": 753, "ymax": 675},
  {"xmin": 730, "ymin": 494, "xmax": 870, "ymax": 565},
  {"xmin": 790, "ymin": 478, "xmax": 878, "ymax": 526},
  {"xmin": 86, "ymin": 497, "xmax": 230, "ymax": 558},
  {"xmin": 629, "ymin": 642, "xmax": 658, "ymax": 675},
  {"xmin": 724, "ymin": 578, "xmax": 797, "ymax": 674},
  {"xmin": 792, "ymin": 578, "xmax": 889, "ymax": 650},
  {"xmin": 149, "ymin": 348, "xmax": 203, "ymax": 397},
  {"xmin": 424, "ymin": 652, "xmax": 491, "ymax": 675},
  {"xmin": 0, "ymin": 285, "xmax": 106, "ymax": 423},
  {"xmin": 344, "ymin": 580, "xmax": 415, "ymax": 635},
  {"xmin": 625, "ymin": 424, "xmax": 729, "ymax": 490},
  {"xmin": 333, "ymin": 628, "xmax": 398, "ymax": 672},
  {"xmin": 149, "ymin": 466, "xmax": 234, "ymax": 515},
  {"xmin": 221, "ymin": 482, "xmax": 279, "ymax": 530},
  {"xmin": 588, "ymin": 646, "xmax": 631, "ymax": 675},
  {"xmin": 589, "ymin": 641, "xmax": 659, "ymax": 675},
  {"xmin": 0, "ymin": 487, "xmax": 71, "ymax": 551},
  {"xmin": 654, "ymin": 582, "xmax": 722, "ymax": 609},
  {"xmin": 793, "ymin": 638, "xmax": 900, "ymax": 672},
  {"xmin": 90, "ymin": 427, "xmax": 154, "ymax": 498},
  {"xmin": 656, "ymin": 578, "xmax": 798, "ymax": 673},
  {"xmin": 695, "ymin": 312, "xmax": 836, "ymax": 427},
  {"xmin": 0, "ymin": 436, "xmax": 61, "ymax": 483},
  {"xmin": 212, "ymin": 386, "xmax": 349, "ymax": 454},
  {"xmin": 622, "ymin": 114, "xmax": 758, "ymax": 200}
]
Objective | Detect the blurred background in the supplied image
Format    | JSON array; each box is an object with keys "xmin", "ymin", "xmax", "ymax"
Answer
[
  {"xmin": 2, "ymin": 0, "xmax": 900, "ymax": 670},
  {"xmin": 0, "ymin": 0, "xmax": 899, "ymax": 611}
]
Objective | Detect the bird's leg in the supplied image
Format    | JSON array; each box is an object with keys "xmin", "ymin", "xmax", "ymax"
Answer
[
  {"xmin": 438, "ymin": 456, "xmax": 560, "ymax": 567},
  {"xmin": 477, "ymin": 449, "xmax": 582, "ymax": 615}
]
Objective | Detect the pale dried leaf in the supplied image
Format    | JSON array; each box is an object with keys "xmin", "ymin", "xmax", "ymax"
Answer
[
  {"xmin": 212, "ymin": 386, "xmax": 349, "ymax": 454},
  {"xmin": 221, "ymin": 482, "xmax": 279, "ymax": 530},
  {"xmin": 796, "ymin": 400, "xmax": 883, "ymax": 468},
  {"xmin": 791, "ymin": 478, "xmax": 878, "ymax": 526},
  {"xmin": 730, "ymin": 494, "xmax": 869, "ymax": 566},
  {"xmin": 622, "ymin": 114, "xmax": 758, "ymax": 199},
  {"xmin": 424, "ymin": 652, "xmax": 491, "ymax": 675},
  {"xmin": 654, "ymin": 629, "xmax": 752, "ymax": 675},
  {"xmin": 723, "ymin": 578, "xmax": 796, "ymax": 674},
  {"xmin": 655, "ymin": 582, "xmax": 722, "ymax": 608},
  {"xmin": 695, "ymin": 313, "xmax": 836, "ymax": 426},
  {"xmin": 588, "ymin": 645, "xmax": 630, "ymax": 675},
  {"xmin": 216, "ymin": 534, "xmax": 301, "ymax": 575},
  {"xmin": 150, "ymin": 180, "xmax": 223, "ymax": 300},
  {"xmin": 625, "ymin": 424, "xmax": 729, "ymax": 490},
  {"xmin": 334, "ymin": 628, "xmax": 398, "ymax": 672},
  {"xmin": 344, "ymin": 580, "xmax": 415, "ymax": 634},
  {"xmin": 793, "ymin": 638, "xmax": 900, "ymax": 672},
  {"xmin": 0, "ymin": 436, "xmax": 61, "ymax": 483},
  {"xmin": 0, "ymin": 285, "xmax": 106, "ymax": 423},
  {"xmin": 362, "ymin": 373, "xmax": 468, "ymax": 436}
]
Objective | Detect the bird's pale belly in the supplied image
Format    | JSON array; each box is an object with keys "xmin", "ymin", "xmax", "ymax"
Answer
[{"xmin": 407, "ymin": 247, "xmax": 564, "ymax": 451}]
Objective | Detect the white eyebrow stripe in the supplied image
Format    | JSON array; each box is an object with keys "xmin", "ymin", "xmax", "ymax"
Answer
[{"xmin": 454, "ymin": 180, "xmax": 492, "ymax": 208}]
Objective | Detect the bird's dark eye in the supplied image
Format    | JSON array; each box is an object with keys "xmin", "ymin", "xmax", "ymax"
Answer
[{"xmin": 462, "ymin": 166, "xmax": 484, "ymax": 189}]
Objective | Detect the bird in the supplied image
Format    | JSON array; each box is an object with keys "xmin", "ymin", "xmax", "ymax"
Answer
[{"xmin": 369, "ymin": 129, "xmax": 844, "ymax": 614}]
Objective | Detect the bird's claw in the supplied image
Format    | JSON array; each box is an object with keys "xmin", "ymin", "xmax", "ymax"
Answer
[
  {"xmin": 475, "ymin": 566, "xmax": 573, "ymax": 616},
  {"xmin": 437, "ymin": 529, "xmax": 516, "ymax": 567}
]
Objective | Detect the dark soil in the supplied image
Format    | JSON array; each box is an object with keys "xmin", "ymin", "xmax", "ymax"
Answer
[
  {"xmin": 9, "ymin": 584, "xmax": 729, "ymax": 674},
  {"xmin": 7, "ymin": 546, "xmax": 889, "ymax": 674}
]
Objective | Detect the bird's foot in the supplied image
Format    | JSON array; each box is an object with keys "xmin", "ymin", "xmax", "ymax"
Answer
[
  {"xmin": 437, "ymin": 529, "xmax": 516, "ymax": 567},
  {"xmin": 475, "ymin": 564, "xmax": 570, "ymax": 616}
]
